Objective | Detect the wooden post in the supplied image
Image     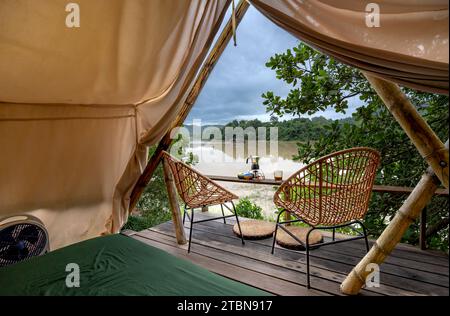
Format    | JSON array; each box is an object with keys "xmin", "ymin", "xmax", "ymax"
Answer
[
  {"xmin": 284, "ymin": 186, "xmax": 291, "ymax": 225},
  {"xmin": 128, "ymin": 0, "xmax": 251, "ymax": 212},
  {"xmin": 363, "ymin": 73, "xmax": 449, "ymax": 189},
  {"xmin": 162, "ymin": 158, "xmax": 187, "ymax": 245},
  {"xmin": 419, "ymin": 207, "xmax": 428, "ymax": 250},
  {"xmin": 340, "ymin": 167, "xmax": 441, "ymax": 295}
]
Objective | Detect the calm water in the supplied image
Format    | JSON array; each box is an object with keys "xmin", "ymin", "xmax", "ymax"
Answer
[
  {"xmin": 186, "ymin": 141, "xmax": 304, "ymax": 219},
  {"xmin": 188, "ymin": 140, "xmax": 303, "ymax": 179}
]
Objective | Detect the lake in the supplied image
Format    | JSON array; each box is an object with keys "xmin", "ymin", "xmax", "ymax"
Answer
[{"xmin": 186, "ymin": 141, "xmax": 304, "ymax": 219}]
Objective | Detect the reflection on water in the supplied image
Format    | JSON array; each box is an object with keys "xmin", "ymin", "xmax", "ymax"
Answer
[{"xmin": 185, "ymin": 141, "xmax": 304, "ymax": 219}]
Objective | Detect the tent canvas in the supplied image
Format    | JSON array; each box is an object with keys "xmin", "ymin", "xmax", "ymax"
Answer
[
  {"xmin": 1, "ymin": 0, "xmax": 230, "ymax": 249},
  {"xmin": 0, "ymin": 0, "xmax": 448, "ymax": 295}
]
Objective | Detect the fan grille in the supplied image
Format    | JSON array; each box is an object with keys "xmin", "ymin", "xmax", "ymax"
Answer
[{"xmin": 0, "ymin": 222, "xmax": 48, "ymax": 267}]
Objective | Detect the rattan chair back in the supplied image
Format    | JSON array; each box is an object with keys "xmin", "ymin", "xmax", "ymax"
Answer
[
  {"xmin": 274, "ymin": 147, "xmax": 380, "ymax": 226},
  {"xmin": 162, "ymin": 151, "xmax": 238, "ymax": 209}
]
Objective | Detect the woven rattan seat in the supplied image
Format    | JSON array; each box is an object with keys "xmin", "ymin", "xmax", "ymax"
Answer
[{"xmin": 271, "ymin": 147, "xmax": 381, "ymax": 288}]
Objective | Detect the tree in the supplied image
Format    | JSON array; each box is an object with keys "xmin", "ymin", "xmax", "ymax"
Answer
[
  {"xmin": 263, "ymin": 42, "xmax": 449, "ymax": 250},
  {"xmin": 123, "ymin": 146, "xmax": 171, "ymax": 232}
]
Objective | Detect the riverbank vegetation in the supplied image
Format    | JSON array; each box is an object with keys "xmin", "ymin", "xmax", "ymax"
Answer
[{"xmin": 184, "ymin": 116, "xmax": 354, "ymax": 142}]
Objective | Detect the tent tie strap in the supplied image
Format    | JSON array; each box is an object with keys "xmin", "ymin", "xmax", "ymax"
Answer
[{"xmin": 232, "ymin": 0, "xmax": 237, "ymax": 46}]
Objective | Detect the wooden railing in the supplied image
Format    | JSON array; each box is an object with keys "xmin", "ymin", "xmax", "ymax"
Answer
[{"xmin": 207, "ymin": 175, "xmax": 449, "ymax": 250}]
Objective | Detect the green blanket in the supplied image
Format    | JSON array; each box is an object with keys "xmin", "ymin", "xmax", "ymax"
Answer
[{"xmin": 0, "ymin": 234, "xmax": 268, "ymax": 296}]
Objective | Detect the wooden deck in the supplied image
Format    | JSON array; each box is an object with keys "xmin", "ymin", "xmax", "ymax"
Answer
[{"xmin": 132, "ymin": 213, "xmax": 449, "ymax": 296}]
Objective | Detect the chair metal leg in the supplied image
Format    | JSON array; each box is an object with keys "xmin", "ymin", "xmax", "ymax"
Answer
[
  {"xmin": 271, "ymin": 210, "xmax": 284, "ymax": 254},
  {"xmin": 271, "ymin": 216, "xmax": 370, "ymax": 289},
  {"xmin": 220, "ymin": 204, "xmax": 226, "ymax": 224},
  {"xmin": 306, "ymin": 227, "xmax": 315, "ymax": 289},
  {"xmin": 188, "ymin": 208, "xmax": 194, "ymax": 253},
  {"xmin": 364, "ymin": 234, "xmax": 370, "ymax": 253},
  {"xmin": 231, "ymin": 201, "xmax": 244, "ymax": 245},
  {"xmin": 359, "ymin": 221, "xmax": 370, "ymax": 253},
  {"xmin": 183, "ymin": 207, "xmax": 187, "ymax": 225}
]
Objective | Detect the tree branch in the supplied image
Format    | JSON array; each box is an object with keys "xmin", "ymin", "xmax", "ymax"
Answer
[{"xmin": 338, "ymin": 92, "xmax": 359, "ymax": 103}]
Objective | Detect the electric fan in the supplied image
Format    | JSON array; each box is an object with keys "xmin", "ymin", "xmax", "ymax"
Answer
[{"xmin": 0, "ymin": 215, "xmax": 49, "ymax": 267}]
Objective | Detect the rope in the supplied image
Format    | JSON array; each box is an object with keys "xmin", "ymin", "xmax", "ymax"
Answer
[{"xmin": 232, "ymin": 0, "xmax": 237, "ymax": 46}]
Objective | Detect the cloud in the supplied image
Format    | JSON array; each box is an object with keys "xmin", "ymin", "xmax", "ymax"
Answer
[{"xmin": 186, "ymin": 6, "xmax": 358, "ymax": 125}]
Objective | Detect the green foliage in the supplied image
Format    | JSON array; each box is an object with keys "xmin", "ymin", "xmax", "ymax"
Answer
[
  {"xmin": 185, "ymin": 114, "xmax": 357, "ymax": 143},
  {"xmin": 122, "ymin": 142, "xmax": 198, "ymax": 232},
  {"xmin": 122, "ymin": 146, "xmax": 172, "ymax": 232},
  {"xmin": 264, "ymin": 42, "xmax": 449, "ymax": 251},
  {"xmin": 235, "ymin": 197, "xmax": 264, "ymax": 220},
  {"xmin": 123, "ymin": 208, "xmax": 171, "ymax": 232},
  {"xmin": 263, "ymin": 44, "xmax": 362, "ymax": 116},
  {"xmin": 184, "ymin": 116, "xmax": 354, "ymax": 142},
  {"xmin": 222, "ymin": 116, "xmax": 353, "ymax": 142}
]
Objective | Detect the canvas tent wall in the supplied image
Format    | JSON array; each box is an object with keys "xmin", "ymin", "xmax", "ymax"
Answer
[
  {"xmin": 0, "ymin": 0, "xmax": 448, "ymax": 273},
  {"xmin": 0, "ymin": 0, "xmax": 230, "ymax": 249}
]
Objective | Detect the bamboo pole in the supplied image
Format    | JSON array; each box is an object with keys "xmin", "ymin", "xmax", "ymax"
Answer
[
  {"xmin": 363, "ymin": 73, "xmax": 449, "ymax": 189},
  {"xmin": 340, "ymin": 166, "xmax": 442, "ymax": 294},
  {"xmin": 340, "ymin": 73, "xmax": 449, "ymax": 295},
  {"xmin": 341, "ymin": 140, "xmax": 449, "ymax": 295},
  {"xmin": 128, "ymin": 0, "xmax": 251, "ymax": 211},
  {"xmin": 162, "ymin": 158, "xmax": 187, "ymax": 245},
  {"xmin": 284, "ymin": 186, "xmax": 292, "ymax": 225}
]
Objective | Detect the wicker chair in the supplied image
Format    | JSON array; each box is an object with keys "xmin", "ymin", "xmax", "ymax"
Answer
[
  {"xmin": 272, "ymin": 147, "xmax": 381, "ymax": 288},
  {"xmin": 162, "ymin": 151, "xmax": 244, "ymax": 252}
]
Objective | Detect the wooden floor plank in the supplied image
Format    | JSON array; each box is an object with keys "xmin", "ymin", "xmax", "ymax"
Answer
[
  {"xmin": 153, "ymin": 222, "xmax": 440, "ymax": 295},
  {"xmin": 194, "ymin": 214, "xmax": 449, "ymax": 270},
  {"xmin": 136, "ymin": 212, "xmax": 449, "ymax": 296},
  {"xmin": 142, "ymin": 228, "xmax": 422, "ymax": 296},
  {"xmin": 191, "ymin": 220, "xmax": 449, "ymax": 288},
  {"xmin": 211, "ymin": 214, "xmax": 449, "ymax": 266},
  {"xmin": 157, "ymin": 220, "xmax": 448, "ymax": 295},
  {"xmin": 136, "ymin": 229, "xmax": 342, "ymax": 296},
  {"xmin": 132, "ymin": 234, "xmax": 328, "ymax": 296}
]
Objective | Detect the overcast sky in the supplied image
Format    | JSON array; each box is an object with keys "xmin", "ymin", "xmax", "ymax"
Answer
[{"xmin": 186, "ymin": 6, "xmax": 359, "ymax": 125}]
